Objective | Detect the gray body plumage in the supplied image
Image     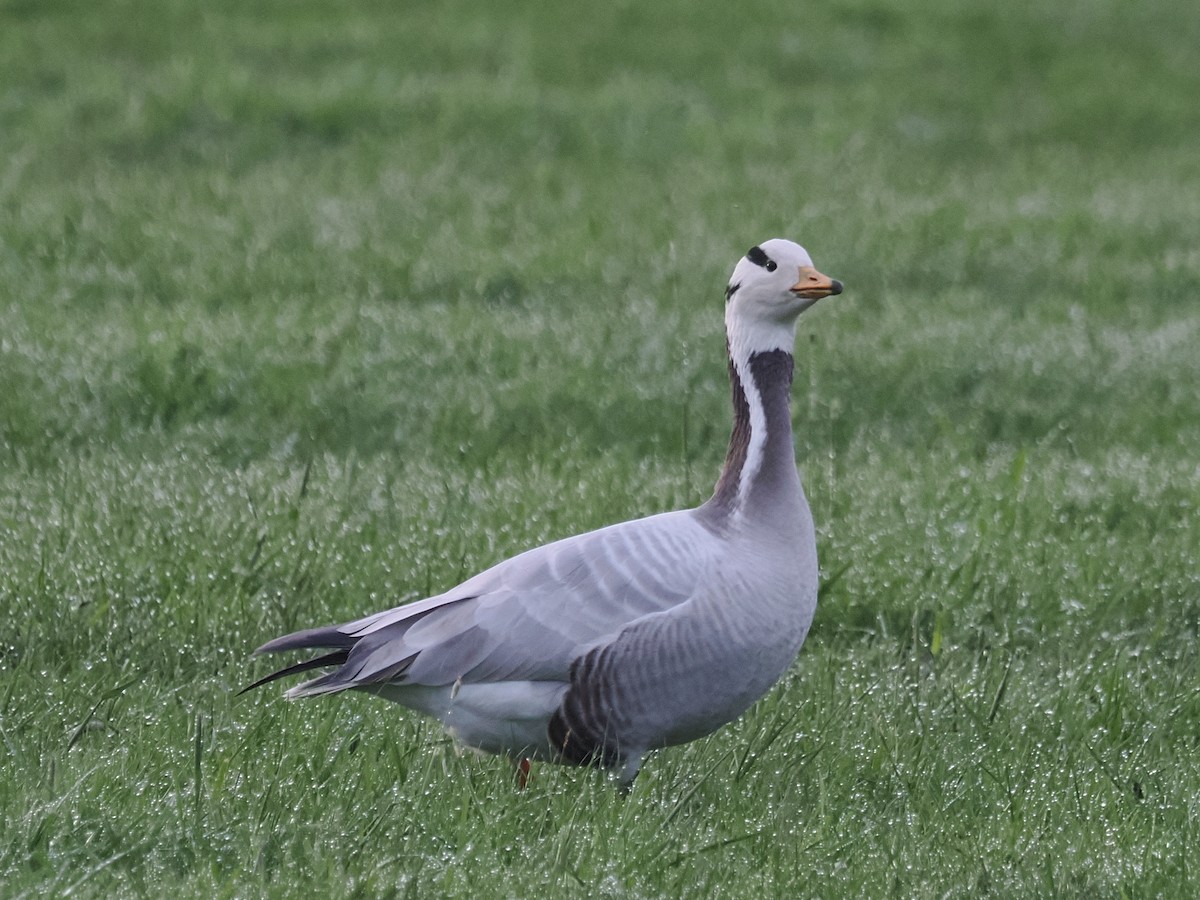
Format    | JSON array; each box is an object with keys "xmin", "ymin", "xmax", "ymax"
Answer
[{"xmin": 246, "ymin": 239, "xmax": 842, "ymax": 785}]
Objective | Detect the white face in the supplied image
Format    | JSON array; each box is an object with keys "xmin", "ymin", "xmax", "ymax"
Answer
[
  {"xmin": 725, "ymin": 238, "xmax": 842, "ymax": 323},
  {"xmin": 723, "ymin": 238, "xmax": 843, "ymax": 357}
]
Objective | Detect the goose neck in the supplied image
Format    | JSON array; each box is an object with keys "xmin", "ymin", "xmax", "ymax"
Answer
[{"xmin": 702, "ymin": 340, "xmax": 801, "ymax": 525}]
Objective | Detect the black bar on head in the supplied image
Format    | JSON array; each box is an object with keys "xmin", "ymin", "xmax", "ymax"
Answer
[{"xmin": 746, "ymin": 246, "xmax": 770, "ymax": 268}]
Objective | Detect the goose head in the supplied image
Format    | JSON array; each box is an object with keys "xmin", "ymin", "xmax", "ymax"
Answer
[{"xmin": 724, "ymin": 238, "xmax": 843, "ymax": 357}]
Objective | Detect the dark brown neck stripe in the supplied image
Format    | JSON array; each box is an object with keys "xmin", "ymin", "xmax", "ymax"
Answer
[{"xmin": 709, "ymin": 348, "xmax": 752, "ymax": 512}]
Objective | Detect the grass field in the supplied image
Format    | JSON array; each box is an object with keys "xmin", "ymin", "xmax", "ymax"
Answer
[{"xmin": 3, "ymin": 0, "xmax": 1200, "ymax": 895}]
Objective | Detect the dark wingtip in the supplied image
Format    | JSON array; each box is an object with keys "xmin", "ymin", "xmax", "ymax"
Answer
[
  {"xmin": 238, "ymin": 649, "xmax": 350, "ymax": 696},
  {"xmin": 253, "ymin": 625, "xmax": 357, "ymax": 656}
]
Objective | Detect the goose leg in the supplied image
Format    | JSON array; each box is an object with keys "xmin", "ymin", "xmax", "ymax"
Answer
[{"xmin": 616, "ymin": 753, "xmax": 642, "ymax": 793}]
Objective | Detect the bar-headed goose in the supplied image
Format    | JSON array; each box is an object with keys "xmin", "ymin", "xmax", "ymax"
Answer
[{"xmin": 245, "ymin": 239, "xmax": 844, "ymax": 787}]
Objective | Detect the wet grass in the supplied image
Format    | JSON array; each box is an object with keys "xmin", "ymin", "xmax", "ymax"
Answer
[{"xmin": 3, "ymin": 0, "xmax": 1199, "ymax": 895}]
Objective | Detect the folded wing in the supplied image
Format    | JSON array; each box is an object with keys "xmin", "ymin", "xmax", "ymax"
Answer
[{"xmin": 249, "ymin": 509, "xmax": 715, "ymax": 697}]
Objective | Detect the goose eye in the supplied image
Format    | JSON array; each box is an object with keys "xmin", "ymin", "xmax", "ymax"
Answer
[{"xmin": 765, "ymin": 261, "xmax": 777, "ymax": 272}]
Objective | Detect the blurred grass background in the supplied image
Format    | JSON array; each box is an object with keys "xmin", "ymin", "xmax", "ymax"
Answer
[{"xmin": 2, "ymin": 0, "xmax": 1198, "ymax": 895}]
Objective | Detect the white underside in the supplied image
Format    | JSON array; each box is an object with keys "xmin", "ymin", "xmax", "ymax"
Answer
[{"xmin": 371, "ymin": 680, "xmax": 569, "ymax": 760}]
